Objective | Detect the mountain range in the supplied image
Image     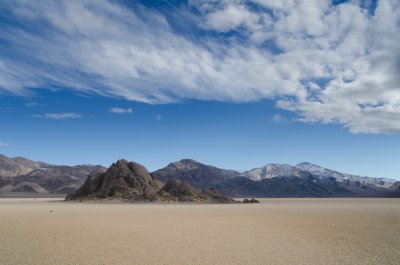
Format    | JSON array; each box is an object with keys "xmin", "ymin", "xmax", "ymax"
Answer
[
  {"xmin": 0, "ymin": 154, "xmax": 105, "ymax": 194},
  {"xmin": 0, "ymin": 154, "xmax": 399, "ymax": 197},
  {"xmin": 153, "ymin": 160, "xmax": 400, "ymax": 197}
]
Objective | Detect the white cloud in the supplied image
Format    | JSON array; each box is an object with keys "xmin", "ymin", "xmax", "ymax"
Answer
[
  {"xmin": 201, "ymin": 4, "xmax": 260, "ymax": 32},
  {"xmin": 271, "ymin": 114, "xmax": 288, "ymax": 124},
  {"xmin": 25, "ymin": 102, "xmax": 45, "ymax": 107},
  {"xmin": 0, "ymin": 141, "xmax": 9, "ymax": 147},
  {"xmin": 109, "ymin": 107, "xmax": 133, "ymax": 114},
  {"xmin": 0, "ymin": 0, "xmax": 399, "ymax": 133},
  {"xmin": 33, "ymin": 113, "xmax": 82, "ymax": 120}
]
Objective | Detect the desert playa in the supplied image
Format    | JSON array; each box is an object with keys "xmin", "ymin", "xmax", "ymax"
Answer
[{"xmin": 0, "ymin": 198, "xmax": 399, "ymax": 265}]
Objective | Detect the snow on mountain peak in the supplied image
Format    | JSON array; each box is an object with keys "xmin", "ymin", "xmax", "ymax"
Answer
[
  {"xmin": 242, "ymin": 163, "xmax": 302, "ymax": 181},
  {"xmin": 242, "ymin": 162, "xmax": 397, "ymax": 189}
]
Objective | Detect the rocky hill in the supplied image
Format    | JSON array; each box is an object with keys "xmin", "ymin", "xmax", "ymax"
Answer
[
  {"xmin": 152, "ymin": 159, "xmax": 240, "ymax": 189},
  {"xmin": 158, "ymin": 179, "xmax": 233, "ymax": 203},
  {"xmin": 66, "ymin": 160, "xmax": 162, "ymax": 201},
  {"xmin": 66, "ymin": 160, "xmax": 234, "ymax": 203}
]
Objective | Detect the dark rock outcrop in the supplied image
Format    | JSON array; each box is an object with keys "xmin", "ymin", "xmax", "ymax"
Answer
[
  {"xmin": 158, "ymin": 179, "xmax": 234, "ymax": 203},
  {"xmin": 66, "ymin": 160, "xmax": 162, "ymax": 201},
  {"xmin": 67, "ymin": 160, "xmax": 235, "ymax": 203}
]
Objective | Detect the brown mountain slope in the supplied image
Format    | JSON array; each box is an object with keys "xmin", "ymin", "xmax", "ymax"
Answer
[{"xmin": 0, "ymin": 154, "xmax": 105, "ymax": 194}]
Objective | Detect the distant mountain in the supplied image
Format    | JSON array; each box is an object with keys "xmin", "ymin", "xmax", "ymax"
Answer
[
  {"xmin": 152, "ymin": 159, "xmax": 240, "ymax": 189},
  {"xmin": 296, "ymin": 162, "xmax": 396, "ymax": 189},
  {"xmin": 240, "ymin": 162, "xmax": 398, "ymax": 196},
  {"xmin": 1, "ymin": 154, "xmax": 399, "ymax": 198},
  {"xmin": 67, "ymin": 159, "xmax": 233, "ymax": 203},
  {"xmin": 0, "ymin": 154, "xmax": 48, "ymax": 177},
  {"xmin": 0, "ymin": 154, "xmax": 105, "ymax": 195},
  {"xmin": 154, "ymin": 160, "xmax": 400, "ymax": 198}
]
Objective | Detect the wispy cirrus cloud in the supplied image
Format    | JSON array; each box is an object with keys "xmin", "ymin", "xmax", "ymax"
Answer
[
  {"xmin": 109, "ymin": 107, "xmax": 133, "ymax": 114},
  {"xmin": 0, "ymin": 0, "xmax": 399, "ymax": 133},
  {"xmin": 33, "ymin": 112, "xmax": 82, "ymax": 120},
  {"xmin": 0, "ymin": 141, "xmax": 9, "ymax": 147},
  {"xmin": 156, "ymin": 114, "xmax": 163, "ymax": 121},
  {"xmin": 25, "ymin": 102, "xmax": 45, "ymax": 107},
  {"xmin": 271, "ymin": 114, "xmax": 289, "ymax": 124}
]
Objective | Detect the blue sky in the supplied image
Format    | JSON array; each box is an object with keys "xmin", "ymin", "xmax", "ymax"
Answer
[{"xmin": 0, "ymin": 0, "xmax": 399, "ymax": 179}]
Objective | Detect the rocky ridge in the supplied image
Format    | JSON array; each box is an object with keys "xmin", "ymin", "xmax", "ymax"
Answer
[
  {"xmin": 66, "ymin": 160, "xmax": 234, "ymax": 203},
  {"xmin": 154, "ymin": 159, "xmax": 400, "ymax": 197},
  {"xmin": 0, "ymin": 154, "xmax": 105, "ymax": 195}
]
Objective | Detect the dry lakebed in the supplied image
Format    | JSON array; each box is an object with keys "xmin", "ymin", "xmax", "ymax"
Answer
[{"xmin": 0, "ymin": 198, "xmax": 399, "ymax": 265}]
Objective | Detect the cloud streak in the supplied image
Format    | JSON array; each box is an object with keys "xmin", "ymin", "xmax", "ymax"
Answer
[
  {"xmin": 109, "ymin": 107, "xmax": 133, "ymax": 114},
  {"xmin": 25, "ymin": 102, "xmax": 45, "ymax": 107},
  {"xmin": 271, "ymin": 114, "xmax": 289, "ymax": 124},
  {"xmin": 33, "ymin": 113, "xmax": 82, "ymax": 120},
  {"xmin": 0, "ymin": 141, "xmax": 9, "ymax": 147},
  {"xmin": 0, "ymin": 0, "xmax": 399, "ymax": 133}
]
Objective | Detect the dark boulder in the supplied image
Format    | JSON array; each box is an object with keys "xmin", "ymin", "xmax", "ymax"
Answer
[
  {"xmin": 158, "ymin": 179, "xmax": 234, "ymax": 203},
  {"xmin": 66, "ymin": 160, "xmax": 162, "ymax": 201},
  {"xmin": 243, "ymin": 198, "xmax": 260, "ymax": 203}
]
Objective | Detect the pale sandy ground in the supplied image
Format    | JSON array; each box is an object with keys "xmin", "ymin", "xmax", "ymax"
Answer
[{"xmin": 0, "ymin": 198, "xmax": 399, "ymax": 265}]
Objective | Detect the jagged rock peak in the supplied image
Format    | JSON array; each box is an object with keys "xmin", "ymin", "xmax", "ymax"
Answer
[
  {"xmin": 66, "ymin": 159, "xmax": 162, "ymax": 201},
  {"xmin": 110, "ymin": 159, "xmax": 151, "ymax": 176}
]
